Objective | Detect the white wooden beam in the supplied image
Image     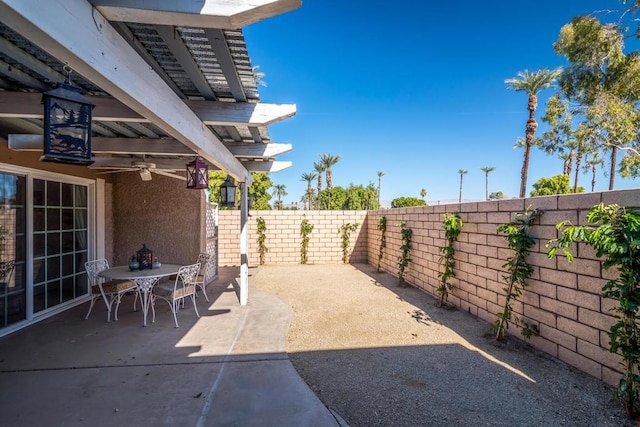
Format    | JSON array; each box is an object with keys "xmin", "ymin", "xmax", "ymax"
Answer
[
  {"xmin": 89, "ymin": 157, "xmax": 291, "ymax": 173},
  {"xmin": 90, "ymin": 0, "xmax": 301, "ymax": 29},
  {"xmin": 110, "ymin": 21, "xmax": 186, "ymax": 99},
  {"xmin": 205, "ymin": 28, "xmax": 245, "ymax": 102},
  {"xmin": 0, "ymin": 59, "xmax": 48, "ymax": 90},
  {"xmin": 0, "ymin": 0, "xmax": 251, "ymax": 183},
  {"xmin": 0, "ymin": 92, "xmax": 296, "ymax": 126},
  {"xmin": 9, "ymin": 134, "xmax": 292, "ymax": 158},
  {"xmin": 0, "ymin": 37, "xmax": 66, "ymax": 84},
  {"xmin": 153, "ymin": 24, "xmax": 216, "ymax": 100}
]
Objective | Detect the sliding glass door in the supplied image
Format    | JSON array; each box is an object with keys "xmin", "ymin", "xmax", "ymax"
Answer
[
  {"xmin": 0, "ymin": 165, "xmax": 94, "ymax": 334},
  {"xmin": 0, "ymin": 172, "xmax": 27, "ymax": 328},
  {"xmin": 32, "ymin": 179, "xmax": 88, "ymax": 313}
]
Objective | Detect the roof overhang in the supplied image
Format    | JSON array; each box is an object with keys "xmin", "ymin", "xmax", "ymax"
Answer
[{"xmin": 0, "ymin": 0, "xmax": 300, "ymax": 184}]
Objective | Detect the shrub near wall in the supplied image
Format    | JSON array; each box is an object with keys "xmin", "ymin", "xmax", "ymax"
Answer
[
  {"xmin": 367, "ymin": 189, "xmax": 640, "ymax": 387},
  {"xmin": 218, "ymin": 210, "xmax": 368, "ymax": 266}
]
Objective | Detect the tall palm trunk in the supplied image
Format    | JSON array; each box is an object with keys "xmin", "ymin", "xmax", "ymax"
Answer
[
  {"xmin": 326, "ymin": 169, "xmax": 332, "ymax": 210},
  {"xmin": 520, "ymin": 96, "xmax": 538, "ymax": 198},
  {"xmin": 609, "ymin": 145, "xmax": 617, "ymax": 190},
  {"xmin": 316, "ymin": 173, "xmax": 323, "ymax": 209},
  {"xmin": 307, "ymin": 182, "xmax": 313, "ymax": 210},
  {"xmin": 573, "ymin": 152, "xmax": 583, "ymax": 193},
  {"xmin": 485, "ymin": 173, "xmax": 489, "ymax": 201},
  {"xmin": 563, "ymin": 150, "xmax": 574, "ymax": 176}
]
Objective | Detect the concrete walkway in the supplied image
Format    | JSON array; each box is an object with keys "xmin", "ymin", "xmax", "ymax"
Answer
[{"xmin": 0, "ymin": 267, "xmax": 342, "ymax": 426}]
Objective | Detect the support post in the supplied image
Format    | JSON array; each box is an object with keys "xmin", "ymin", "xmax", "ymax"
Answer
[{"xmin": 239, "ymin": 182, "xmax": 249, "ymax": 305}]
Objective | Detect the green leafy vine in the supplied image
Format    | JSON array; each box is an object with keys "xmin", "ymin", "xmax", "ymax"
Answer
[
  {"xmin": 547, "ymin": 203, "xmax": 640, "ymax": 420},
  {"xmin": 300, "ymin": 217, "xmax": 314, "ymax": 264},
  {"xmin": 256, "ymin": 217, "xmax": 268, "ymax": 265},
  {"xmin": 338, "ymin": 222, "xmax": 359, "ymax": 264},
  {"xmin": 437, "ymin": 213, "xmax": 463, "ymax": 306},
  {"xmin": 397, "ymin": 221, "xmax": 412, "ymax": 287},
  {"xmin": 491, "ymin": 208, "xmax": 542, "ymax": 341},
  {"xmin": 377, "ymin": 216, "xmax": 387, "ymax": 272}
]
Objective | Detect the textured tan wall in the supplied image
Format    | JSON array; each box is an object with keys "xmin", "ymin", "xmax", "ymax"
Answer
[
  {"xmin": 112, "ymin": 172, "xmax": 205, "ymax": 267},
  {"xmin": 367, "ymin": 189, "xmax": 640, "ymax": 386},
  {"xmin": 104, "ymin": 182, "xmax": 115, "ymax": 264},
  {"xmin": 218, "ymin": 210, "xmax": 368, "ymax": 266}
]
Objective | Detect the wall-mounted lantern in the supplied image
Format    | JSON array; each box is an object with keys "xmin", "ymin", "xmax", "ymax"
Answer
[
  {"xmin": 41, "ymin": 83, "xmax": 94, "ymax": 165},
  {"xmin": 220, "ymin": 176, "xmax": 236, "ymax": 208},
  {"xmin": 186, "ymin": 157, "xmax": 208, "ymax": 189}
]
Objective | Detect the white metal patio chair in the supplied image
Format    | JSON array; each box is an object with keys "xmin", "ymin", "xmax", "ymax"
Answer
[
  {"xmin": 84, "ymin": 259, "xmax": 138, "ymax": 322},
  {"xmin": 194, "ymin": 253, "xmax": 213, "ymax": 302},
  {"xmin": 151, "ymin": 263, "xmax": 200, "ymax": 327},
  {"xmin": 0, "ymin": 260, "xmax": 15, "ymax": 289}
]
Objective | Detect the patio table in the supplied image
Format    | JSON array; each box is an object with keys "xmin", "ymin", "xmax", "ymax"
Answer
[{"xmin": 98, "ymin": 264, "xmax": 181, "ymax": 326}]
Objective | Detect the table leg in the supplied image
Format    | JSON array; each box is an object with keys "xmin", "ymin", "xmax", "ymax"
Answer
[{"xmin": 135, "ymin": 277, "xmax": 160, "ymax": 327}]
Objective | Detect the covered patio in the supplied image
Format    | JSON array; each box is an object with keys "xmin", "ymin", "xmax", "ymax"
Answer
[{"xmin": 0, "ymin": 0, "xmax": 298, "ymax": 336}]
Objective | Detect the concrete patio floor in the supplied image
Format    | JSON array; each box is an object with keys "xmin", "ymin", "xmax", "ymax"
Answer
[{"xmin": 0, "ymin": 267, "xmax": 343, "ymax": 427}]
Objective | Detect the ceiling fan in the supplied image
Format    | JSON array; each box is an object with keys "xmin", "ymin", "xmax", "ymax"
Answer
[{"xmin": 95, "ymin": 160, "xmax": 187, "ymax": 181}]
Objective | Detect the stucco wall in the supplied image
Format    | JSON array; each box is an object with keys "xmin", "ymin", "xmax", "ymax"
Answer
[
  {"xmin": 367, "ymin": 189, "xmax": 640, "ymax": 386},
  {"xmin": 112, "ymin": 172, "xmax": 205, "ymax": 267},
  {"xmin": 218, "ymin": 210, "xmax": 368, "ymax": 266}
]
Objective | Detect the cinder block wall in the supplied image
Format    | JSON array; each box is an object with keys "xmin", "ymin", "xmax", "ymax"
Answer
[
  {"xmin": 367, "ymin": 189, "xmax": 640, "ymax": 386},
  {"xmin": 218, "ymin": 210, "xmax": 368, "ymax": 265}
]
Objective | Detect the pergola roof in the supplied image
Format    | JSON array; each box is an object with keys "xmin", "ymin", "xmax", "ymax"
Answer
[{"xmin": 0, "ymin": 0, "xmax": 299, "ymax": 183}]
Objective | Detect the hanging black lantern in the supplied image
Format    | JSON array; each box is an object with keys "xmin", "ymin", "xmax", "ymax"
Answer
[
  {"xmin": 41, "ymin": 83, "xmax": 94, "ymax": 165},
  {"xmin": 186, "ymin": 157, "xmax": 209, "ymax": 189},
  {"xmin": 220, "ymin": 176, "xmax": 237, "ymax": 208}
]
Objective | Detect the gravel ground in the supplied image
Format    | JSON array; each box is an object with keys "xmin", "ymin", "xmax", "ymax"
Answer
[{"xmin": 252, "ymin": 263, "xmax": 631, "ymax": 427}]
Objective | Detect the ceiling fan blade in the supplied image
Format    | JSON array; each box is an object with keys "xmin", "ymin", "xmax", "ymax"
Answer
[
  {"xmin": 152, "ymin": 169, "xmax": 187, "ymax": 181},
  {"xmin": 94, "ymin": 169, "xmax": 136, "ymax": 175}
]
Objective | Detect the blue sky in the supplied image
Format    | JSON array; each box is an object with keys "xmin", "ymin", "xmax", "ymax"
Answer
[{"xmin": 243, "ymin": 1, "xmax": 640, "ymax": 205}]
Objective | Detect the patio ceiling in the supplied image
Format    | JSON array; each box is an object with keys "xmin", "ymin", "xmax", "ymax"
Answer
[{"xmin": 0, "ymin": 0, "xmax": 299, "ymax": 183}]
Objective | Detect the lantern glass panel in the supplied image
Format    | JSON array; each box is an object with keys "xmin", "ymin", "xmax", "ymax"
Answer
[
  {"xmin": 220, "ymin": 177, "xmax": 236, "ymax": 207},
  {"xmin": 41, "ymin": 85, "xmax": 93, "ymax": 165},
  {"xmin": 186, "ymin": 159, "xmax": 208, "ymax": 189}
]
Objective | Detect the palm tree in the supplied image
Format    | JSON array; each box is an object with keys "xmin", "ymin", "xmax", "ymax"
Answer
[
  {"xmin": 252, "ymin": 65, "xmax": 266, "ymax": 87},
  {"xmin": 505, "ymin": 67, "xmax": 562, "ymax": 197},
  {"xmin": 585, "ymin": 152, "xmax": 603, "ymax": 192},
  {"xmin": 420, "ymin": 188, "xmax": 427, "ymax": 201},
  {"xmin": 313, "ymin": 162, "xmax": 325, "ymax": 209},
  {"xmin": 458, "ymin": 169, "xmax": 468, "ymax": 202},
  {"xmin": 320, "ymin": 153, "xmax": 341, "ymax": 210},
  {"xmin": 376, "ymin": 171, "xmax": 384, "ymax": 207},
  {"xmin": 272, "ymin": 184, "xmax": 287, "ymax": 210},
  {"xmin": 480, "ymin": 166, "xmax": 496, "ymax": 201},
  {"xmin": 300, "ymin": 172, "xmax": 317, "ymax": 210}
]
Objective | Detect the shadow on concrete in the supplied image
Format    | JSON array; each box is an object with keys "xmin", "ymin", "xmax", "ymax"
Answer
[{"xmin": 0, "ymin": 267, "xmax": 341, "ymax": 427}]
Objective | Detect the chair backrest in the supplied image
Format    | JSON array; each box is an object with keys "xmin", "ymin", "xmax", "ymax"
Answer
[
  {"xmin": 0, "ymin": 260, "xmax": 15, "ymax": 284},
  {"xmin": 85, "ymin": 259, "xmax": 109, "ymax": 286},
  {"xmin": 174, "ymin": 263, "xmax": 201, "ymax": 294},
  {"xmin": 196, "ymin": 253, "xmax": 212, "ymax": 278}
]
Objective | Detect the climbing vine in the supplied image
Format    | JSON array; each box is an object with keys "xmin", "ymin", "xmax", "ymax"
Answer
[
  {"xmin": 436, "ymin": 213, "xmax": 463, "ymax": 307},
  {"xmin": 397, "ymin": 221, "xmax": 412, "ymax": 287},
  {"xmin": 300, "ymin": 217, "xmax": 314, "ymax": 264},
  {"xmin": 256, "ymin": 217, "xmax": 268, "ymax": 265},
  {"xmin": 547, "ymin": 203, "xmax": 640, "ymax": 420},
  {"xmin": 338, "ymin": 222, "xmax": 360, "ymax": 264},
  {"xmin": 377, "ymin": 216, "xmax": 387, "ymax": 272},
  {"xmin": 491, "ymin": 208, "xmax": 542, "ymax": 341}
]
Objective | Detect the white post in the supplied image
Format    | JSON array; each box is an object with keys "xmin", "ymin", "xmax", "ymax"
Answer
[{"xmin": 239, "ymin": 182, "xmax": 249, "ymax": 305}]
